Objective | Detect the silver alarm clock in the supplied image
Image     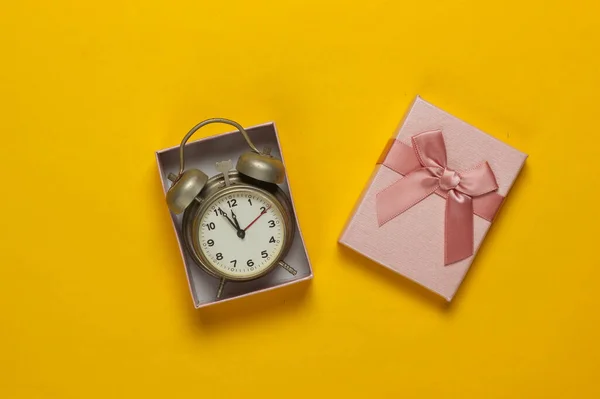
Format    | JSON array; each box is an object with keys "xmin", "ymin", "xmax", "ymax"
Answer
[{"xmin": 166, "ymin": 118, "xmax": 297, "ymax": 299}]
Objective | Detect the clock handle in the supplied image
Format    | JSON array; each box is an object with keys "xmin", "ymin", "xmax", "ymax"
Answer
[{"xmin": 177, "ymin": 118, "xmax": 259, "ymax": 177}]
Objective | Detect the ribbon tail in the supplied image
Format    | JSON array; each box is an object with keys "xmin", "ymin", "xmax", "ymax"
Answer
[
  {"xmin": 445, "ymin": 191, "xmax": 474, "ymax": 265},
  {"xmin": 376, "ymin": 169, "xmax": 439, "ymax": 226}
]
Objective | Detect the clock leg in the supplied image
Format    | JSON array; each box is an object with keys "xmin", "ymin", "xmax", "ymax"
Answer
[
  {"xmin": 277, "ymin": 260, "xmax": 297, "ymax": 276},
  {"xmin": 216, "ymin": 278, "xmax": 227, "ymax": 299}
]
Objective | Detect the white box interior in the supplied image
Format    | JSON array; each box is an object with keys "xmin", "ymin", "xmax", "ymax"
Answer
[{"xmin": 156, "ymin": 122, "xmax": 313, "ymax": 308}]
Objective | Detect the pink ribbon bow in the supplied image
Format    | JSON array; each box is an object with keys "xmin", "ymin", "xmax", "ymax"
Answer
[{"xmin": 376, "ymin": 130, "xmax": 503, "ymax": 265}]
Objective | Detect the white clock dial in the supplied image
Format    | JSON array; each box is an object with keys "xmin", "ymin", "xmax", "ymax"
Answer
[{"xmin": 198, "ymin": 189, "xmax": 286, "ymax": 280}]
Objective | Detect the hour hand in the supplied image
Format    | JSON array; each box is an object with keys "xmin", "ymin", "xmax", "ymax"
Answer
[
  {"xmin": 219, "ymin": 208, "xmax": 245, "ymax": 239},
  {"xmin": 231, "ymin": 211, "xmax": 245, "ymax": 239},
  {"xmin": 219, "ymin": 208, "xmax": 237, "ymax": 229},
  {"xmin": 231, "ymin": 210, "xmax": 241, "ymax": 229}
]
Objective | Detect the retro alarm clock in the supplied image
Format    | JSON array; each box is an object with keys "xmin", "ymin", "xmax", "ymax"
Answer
[{"xmin": 166, "ymin": 118, "xmax": 297, "ymax": 299}]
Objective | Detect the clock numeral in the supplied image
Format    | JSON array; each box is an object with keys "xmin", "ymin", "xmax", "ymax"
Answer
[
  {"xmin": 248, "ymin": 198, "xmax": 253, "ymax": 206},
  {"xmin": 268, "ymin": 220, "xmax": 275, "ymax": 228},
  {"xmin": 261, "ymin": 250, "xmax": 268, "ymax": 259},
  {"xmin": 247, "ymin": 259, "xmax": 254, "ymax": 267},
  {"xmin": 207, "ymin": 239, "xmax": 215, "ymax": 247},
  {"xmin": 230, "ymin": 259, "xmax": 237, "ymax": 267},
  {"xmin": 227, "ymin": 199, "xmax": 237, "ymax": 208},
  {"xmin": 207, "ymin": 222, "xmax": 216, "ymax": 230},
  {"xmin": 269, "ymin": 236, "xmax": 276, "ymax": 243},
  {"xmin": 214, "ymin": 208, "xmax": 225, "ymax": 217},
  {"xmin": 216, "ymin": 253, "xmax": 223, "ymax": 260},
  {"xmin": 260, "ymin": 206, "xmax": 266, "ymax": 213}
]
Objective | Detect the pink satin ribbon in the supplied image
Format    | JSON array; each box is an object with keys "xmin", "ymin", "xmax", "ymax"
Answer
[{"xmin": 376, "ymin": 130, "xmax": 504, "ymax": 265}]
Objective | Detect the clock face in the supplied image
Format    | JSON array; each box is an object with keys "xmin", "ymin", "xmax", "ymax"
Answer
[{"xmin": 197, "ymin": 189, "xmax": 287, "ymax": 280}]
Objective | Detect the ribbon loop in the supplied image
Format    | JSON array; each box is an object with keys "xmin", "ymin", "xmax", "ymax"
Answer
[
  {"xmin": 412, "ymin": 130, "xmax": 448, "ymax": 169},
  {"xmin": 376, "ymin": 130, "xmax": 501, "ymax": 265}
]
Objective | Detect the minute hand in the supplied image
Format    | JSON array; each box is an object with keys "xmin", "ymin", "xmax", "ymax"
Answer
[
  {"xmin": 219, "ymin": 208, "xmax": 245, "ymax": 238},
  {"xmin": 219, "ymin": 208, "xmax": 238, "ymax": 231},
  {"xmin": 243, "ymin": 206, "xmax": 271, "ymax": 231}
]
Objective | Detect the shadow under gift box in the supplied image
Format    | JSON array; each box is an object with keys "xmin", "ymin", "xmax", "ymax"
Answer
[
  {"xmin": 156, "ymin": 122, "xmax": 313, "ymax": 308},
  {"xmin": 340, "ymin": 97, "xmax": 528, "ymax": 301}
]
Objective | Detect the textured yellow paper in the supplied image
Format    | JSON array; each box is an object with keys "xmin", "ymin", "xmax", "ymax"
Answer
[{"xmin": 1, "ymin": 1, "xmax": 599, "ymax": 398}]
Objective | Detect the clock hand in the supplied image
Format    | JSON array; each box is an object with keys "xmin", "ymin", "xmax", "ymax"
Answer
[
  {"xmin": 230, "ymin": 210, "xmax": 245, "ymax": 239},
  {"xmin": 243, "ymin": 205, "xmax": 271, "ymax": 232},
  {"xmin": 219, "ymin": 208, "xmax": 245, "ymax": 239},
  {"xmin": 231, "ymin": 210, "xmax": 241, "ymax": 230},
  {"xmin": 219, "ymin": 208, "xmax": 238, "ymax": 230}
]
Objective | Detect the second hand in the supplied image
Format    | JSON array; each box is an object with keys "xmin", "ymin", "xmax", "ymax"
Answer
[{"xmin": 243, "ymin": 206, "xmax": 271, "ymax": 232}]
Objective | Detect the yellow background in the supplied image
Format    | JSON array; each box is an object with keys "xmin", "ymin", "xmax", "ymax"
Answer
[{"xmin": 1, "ymin": 1, "xmax": 599, "ymax": 398}]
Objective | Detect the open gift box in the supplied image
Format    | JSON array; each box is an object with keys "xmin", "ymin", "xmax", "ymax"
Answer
[
  {"xmin": 156, "ymin": 122, "xmax": 313, "ymax": 308},
  {"xmin": 340, "ymin": 97, "xmax": 527, "ymax": 301}
]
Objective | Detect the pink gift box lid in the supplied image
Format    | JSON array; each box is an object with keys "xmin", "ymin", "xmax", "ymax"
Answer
[{"xmin": 339, "ymin": 96, "xmax": 528, "ymax": 301}]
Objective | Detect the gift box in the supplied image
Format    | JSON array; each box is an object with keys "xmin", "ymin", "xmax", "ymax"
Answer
[
  {"xmin": 156, "ymin": 122, "xmax": 313, "ymax": 308},
  {"xmin": 339, "ymin": 97, "xmax": 527, "ymax": 301}
]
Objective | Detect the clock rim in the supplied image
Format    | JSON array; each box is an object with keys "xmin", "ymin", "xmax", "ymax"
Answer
[
  {"xmin": 194, "ymin": 186, "xmax": 288, "ymax": 280},
  {"xmin": 181, "ymin": 172, "xmax": 295, "ymax": 282}
]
